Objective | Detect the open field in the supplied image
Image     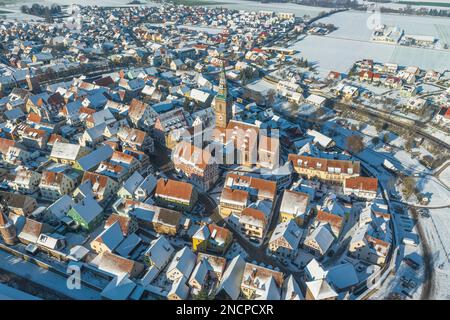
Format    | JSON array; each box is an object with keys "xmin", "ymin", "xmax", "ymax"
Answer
[
  {"xmin": 399, "ymin": 1, "xmax": 450, "ymax": 7},
  {"xmin": 290, "ymin": 10, "xmax": 450, "ymax": 78}
]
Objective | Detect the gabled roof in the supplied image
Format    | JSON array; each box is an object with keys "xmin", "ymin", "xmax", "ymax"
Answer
[
  {"xmin": 269, "ymin": 220, "xmax": 302, "ymax": 249},
  {"xmin": 280, "ymin": 190, "xmax": 309, "ymax": 217},
  {"xmin": 282, "ymin": 274, "xmax": 304, "ymax": 300},
  {"xmin": 345, "ymin": 174, "xmax": 378, "ymax": 191},
  {"xmin": 288, "ymin": 154, "xmax": 360, "ymax": 175},
  {"xmin": 92, "ymin": 221, "xmax": 124, "ymax": 252},
  {"xmin": 305, "ymin": 258, "xmax": 326, "ymax": 281},
  {"xmin": 94, "ymin": 251, "xmax": 144, "ymax": 277},
  {"xmin": 167, "ymin": 246, "xmax": 197, "ymax": 280},
  {"xmin": 307, "ymin": 224, "xmax": 335, "ymax": 253},
  {"xmin": 306, "ymin": 279, "xmax": 338, "ymax": 300},
  {"xmin": 70, "ymin": 196, "xmax": 103, "ymax": 224},
  {"xmin": 155, "ymin": 178, "xmax": 194, "ymax": 203},
  {"xmin": 326, "ymin": 263, "xmax": 359, "ymax": 291},
  {"xmin": 217, "ymin": 254, "xmax": 246, "ymax": 300},
  {"xmin": 145, "ymin": 236, "xmax": 175, "ymax": 270},
  {"xmin": 101, "ymin": 273, "xmax": 137, "ymax": 300},
  {"xmin": 77, "ymin": 144, "xmax": 114, "ymax": 171},
  {"xmin": 316, "ymin": 211, "xmax": 344, "ymax": 232}
]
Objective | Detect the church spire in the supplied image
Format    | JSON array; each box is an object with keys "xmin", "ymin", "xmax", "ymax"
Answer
[
  {"xmin": 217, "ymin": 61, "xmax": 227, "ymax": 99},
  {"xmin": 214, "ymin": 59, "xmax": 233, "ymax": 129}
]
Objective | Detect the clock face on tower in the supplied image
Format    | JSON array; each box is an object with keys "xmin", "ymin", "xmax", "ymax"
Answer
[{"xmin": 218, "ymin": 115, "xmax": 223, "ymax": 120}]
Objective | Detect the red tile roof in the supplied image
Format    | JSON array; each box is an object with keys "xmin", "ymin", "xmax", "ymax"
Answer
[
  {"xmin": 344, "ymin": 176, "xmax": 378, "ymax": 192},
  {"xmin": 155, "ymin": 178, "xmax": 194, "ymax": 202}
]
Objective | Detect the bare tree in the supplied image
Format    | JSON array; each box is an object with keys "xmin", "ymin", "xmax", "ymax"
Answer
[{"xmin": 346, "ymin": 134, "xmax": 365, "ymax": 154}]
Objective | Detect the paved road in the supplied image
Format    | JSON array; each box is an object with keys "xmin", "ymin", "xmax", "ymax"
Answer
[{"xmin": 410, "ymin": 208, "xmax": 434, "ymax": 300}]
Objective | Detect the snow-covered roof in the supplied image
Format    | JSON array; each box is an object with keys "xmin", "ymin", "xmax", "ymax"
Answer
[
  {"xmin": 71, "ymin": 195, "xmax": 103, "ymax": 224},
  {"xmin": 217, "ymin": 254, "xmax": 246, "ymax": 300},
  {"xmin": 326, "ymin": 263, "xmax": 359, "ymax": 291},
  {"xmin": 255, "ymin": 276, "xmax": 281, "ymax": 300},
  {"xmin": 189, "ymin": 258, "xmax": 210, "ymax": 288},
  {"xmin": 145, "ymin": 236, "xmax": 175, "ymax": 270},
  {"xmin": 306, "ymin": 129, "xmax": 334, "ymax": 149},
  {"xmin": 192, "ymin": 224, "xmax": 210, "ymax": 240},
  {"xmin": 101, "ymin": 273, "xmax": 137, "ymax": 300},
  {"xmin": 168, "ymin": 277, "xmax": 190, "ymax": 300},
  {"xmin": 166, "ymin": 246, "xmax": 196, "ymax": 281},
  {"xmin": 308, "ymin": 224, "xmax": 335, "ymax": 254},
  {"xmin": 93, "ymin": 221, "xmax": 124, "ymax": 252},
  {"xmin": 121, "ymin": 171, "xmax": 144, "ymax": 195},
  {"xmin": 115, "ymin": 233, "xmax": 142, "ymax": 258},
  {"xmin": 305, "ymin": 258, "xmax": 326, "ymax": 281},
  {"xmin": 77, "ymin": 144, "xmax": 113, "ymax": 171},
  {"xmin": 306, "ymin": 279, "xmax": 338, "ymax": 300},
  {"xmin": 306, "ymin": 94, "xmax": 326, "ymax": 105},
  {"xmin": 269, "ymin": 220, "xmax": 302, "ymax": 250},
  {"xmin": 282, "ymin": 275, "xmax": 303, "ymax": 300},
  {"xmin": 50, "ymin": 141, "xmax": 81, "ymax": 161}
]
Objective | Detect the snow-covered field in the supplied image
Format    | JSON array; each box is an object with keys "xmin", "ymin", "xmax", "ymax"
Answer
[
  {"xmin": 290, "ymin": 10, "xmax": 450, "ymax": 78},
  {"xmin": 317, "ymin": 10, "xmax": 450, "ymax": 42},
  {"xmin": 416, "ymin": 176, "xmax": 450, "ymax": 207},
  {"xmin": 439, "ymin": 166, "xmax": 450, "ymax": 188},
  {"xmin": 204, "ymin": 0, "xmax": 330, "ymax": 18},
  {"xmin": 420, "ymin": 207, "xmax": 450, "ymax": 299}
]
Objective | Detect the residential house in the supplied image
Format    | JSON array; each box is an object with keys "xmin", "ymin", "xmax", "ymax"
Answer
[
  {"xmin": 168, "ymin": 277, "xmax": 190, "ymax": 300},
  {"xmin": 303, "ymin": 224, "xmax": 335, "ymax": 257},
  {"xmin": 153, "ymin": 107, "xmax": 189, "ymax": 149},
  {"xmin": 74, "ymin": 144, "xmax": 114, "ymax": 172},
  {"xmin": 216, "ymin": 255, "xmax": 246, "ymax": 300},
  {"xmin": 166, "ymin": 246, "xmax": 197, "ymax": 282},
  {"xmin": 50, "ymin": 141, "xmax": 90, "ymax": 165},
  {"xmin": 314, "ymin": 210, "xmax": 344, "ymax": 239},
  {"xmin": 39, "ymin": 170, "xmax": 77, "ymax": 201},
  {"xmin": 268, "ymin": 220, "xmax": 303, "ymax": 259},
  {"xmin": 0, "ymin": 191, "xmax": 37, "ymax": 216},
  {"xmin": 67, "ymin": 196, "xmax": 103, "ymax": 232},
  {"xmin": 172, "ymin": 141, "xmax": 219, "ymax": 191},
  {"xmin": 288, "ymin": 154, "xmax": 360, "ymax": 184},
  {"xmin": 279, "ymin": 190, "xmax": 310, "ymax": 225},
  {"xmin": 189, "ymin": 253, "xmax": 227, "ymax": 295},
  {"xmin": 343, "ymin": 176, "xmax": 378, "ymax": 200},
  {"xmin": 305, "ymin": 279, "xmax": 338, "ymax": 300},
  {"xmin": 90, "ymin": 221, "xmax": 125, "ymax": 254},
  {"xmin": 282, "ymin": 275, "xmax": 304, "ymax": 300},
  {"xmin": 154, "ymin": 178, "xmax": 198, "ymax": 212},
  {"xmin": 143, "ymin": 236, "xmax": 175, "ymax": 271},
  {"xmin": 192, "ymin": 223, "xmax": 233, "ymax": 254},
  {"xmin": 17, "ymin": 218, "xmax": 52, "ymax": 244},
  {"xmin": 79, "ymin": 172, "xmax": 118, "ymax": 203},
  {"xmin": 240, "ymin": 263, "xmax": 283, "ymax": 300},
  {"xmin": 117, "ymin": 126, "xmax": 154, "ymax": 154},
  {"xmin": 9, "ymin": 168, "xmax": 41, "ymax": 195},
  {"xmin": 91, "ymin": 251, "xmax": 144, "ymax": 278},
  {"xmin": 219, "ymin": 173, "xmax": 276, "ymax": 217},
  {"xmin": 104, "ymin": 214, "xmax": 139, "ymax": 237}
]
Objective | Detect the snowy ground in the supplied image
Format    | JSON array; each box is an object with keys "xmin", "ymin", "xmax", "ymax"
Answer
[
  {"xmin": 290, "ymin": 10, "xmax": 450, "ymax": 78},
  {"xmin": 415, "ymin": 176, "xmax": 450, "ymax": 207},
  {"xmin": 203, "ymin": 0, "xmax": 331, "ymax": 18},
  {"xmin": 439, "ymin": 165, "xmax": 450, "ymax": 188},
  {"xmin": 419, "ymin": 207, "xmax": 450, "ymax": 299}
]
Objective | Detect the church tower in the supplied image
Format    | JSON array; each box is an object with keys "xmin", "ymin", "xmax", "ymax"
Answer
[
  {"xmin": 0, "ymin": 208, "xmax": 17, "ymax": 246},
  {"xmin": 214, "ymin": 66, "xmax": 233, "ymax": 129}
]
